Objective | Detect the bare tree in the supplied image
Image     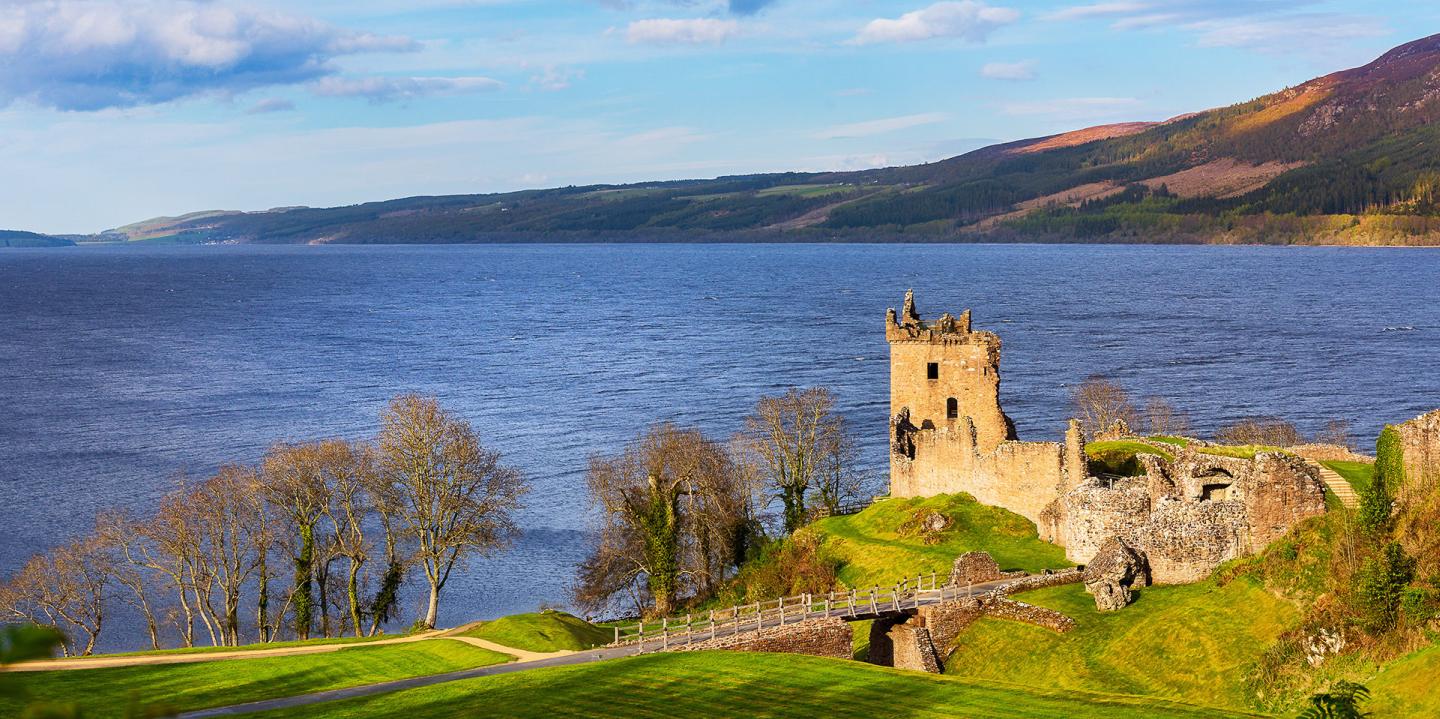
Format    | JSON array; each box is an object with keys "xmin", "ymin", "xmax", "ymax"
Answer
[
  {"xmin": 374, "ymin": 395, "xmax": 527, "ymax": 629},
  {"xmin": 1071, "ymin": 375, "xmax": 1138, "ymax": 437},
  {"xmin": 1315, "ymin": 419, "xmax": 1355, "ymax": 450},
  {"xmin": 1216, "ymin": 416, "xmax": 1304, "ymax": 446},
  {"xmin": 94, "ymin": 510, "xmax": 163, "ymax": 650},
  {"xmin": 262, "ymin": 442, "xmax": 334, "ymax": 640},
  {"xmin": 318, "ymin": 440, "xmax": 376, "ymax": 637},
  {"xmin": 737, "ymin": 387, "xmax": 859, "ymax": 535},
  {"xmin": 1142, "ymin": 397, "xmax": 1191, "ymax": 437},
  {"xmin": 1, "ymin": 538, "xmax": 111, "ymax": 656},
  {"xmin": 191, "ymin": 465, "xmax": 266, "ymax": 645},
  {"xmin": 576, "ymin": 423, "xmax": 736, "ymax": 617}
]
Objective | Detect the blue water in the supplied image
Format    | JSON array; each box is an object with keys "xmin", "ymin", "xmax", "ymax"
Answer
[{"xmin": 1, "ymin": 243, "xmax": 1437, "ymax": 649}]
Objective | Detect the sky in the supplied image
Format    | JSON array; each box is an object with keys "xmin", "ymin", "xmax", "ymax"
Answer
[{"xmin": 2, "ymin": 0, "xmax": 1438, "ymax": 234}]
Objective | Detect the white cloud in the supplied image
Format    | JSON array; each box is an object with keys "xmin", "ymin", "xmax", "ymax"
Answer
[
  {"xmin": 310, "ymin": 76, "xmax": 504, "ymax": 103},
  {"xmin": 980, "ymin": 60, "xmax": 1037, "ymax": 81},
  {"xmin": 0, "ymin": 1, "xmax": 417, "ymax": 111},
  {"xmin": 1000, "ymin": 97, "xmax": 1144, "ymax": 120},
  {"xmin": 245, "ymin": 98, "xmax": 296, "ymax": 114},
  {"xmin": 815, "ymin": 112, "xmax": 947, "ymax": 139},
  {"xmin": 1190, "ymin": 14, "xmax": 1387, "ymax": 51},
  {"xmin": 1042, "ymin": 2, "xmax": 1150, "ymax": 22},
  {"xmin": 529, "ymin": 65, "xmax": 584, "ymax": 91},
  {"xmin": 852, "ymin": 2, "xmax": 1020, "ymax": 45},
  {"xmin": 626, "ymin": 18, "xmax": 741, "ymax": 45}
]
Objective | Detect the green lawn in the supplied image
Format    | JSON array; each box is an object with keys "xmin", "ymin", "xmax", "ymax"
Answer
[
  {"xmin": 944, "ymin": 579, "xmax": 1297, "ymax": 711},
  {"xmin": 69, "ymin": 633, "xmax": 394, "ymax": 659},
  {"xmin": 249, "ymin": 651, "xmax": 1262, "ymax": 719},
  {"xmin": 1196, "ymin": 445, "xmax": 1288, "ymax": 459},
  {"xmin": 1147, "ymin": 436, "xmax": 1193, "ymax": 447},
  {"xmin": 1319, "ymin": 460, "xmax": 1375, "ymax": 495},
  {"xmin": 808, "ymin": 494, "xmax": 1070, "ymax": 588},
  {"xmin": 0, "ymin": 639, "xmax": 512, "ymax": 719},
  {"xmin": 1086, "ymin": 440, "xmax": 1175, "ymax": 476},
  {"xmin": 460, "ymin": 612, "xmax": 612, "ymax": 652},
  {"xmin": 1367, "ymin": 643, "xmax": 1440, "ymax": 718},
  {"xmin": 755, "ymin": 183, "xmax": 853, "ymax": 198}
]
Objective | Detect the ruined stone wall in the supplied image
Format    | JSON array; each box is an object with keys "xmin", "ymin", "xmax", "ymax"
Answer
[
  {"xmin": 1058, "ymin": 449, "xmax": 1324, "ymax": 584},
  {"xmin": 1291, "ymin": 444, "xmax": 1376, "ymax": 464},
  {"xmin": 1396, "ymin": 409, "xmax": 1440, "ymax": 491},
  {"xmin": 981, "ymin": 597, "xmax": 1076, "ymax": 633},
  {"xmin": 889, "ymin": 427, "xmax": 1070, "ymax": 528},
  {"xmin": 886, "ymin": 623, "xmax": 942, "ymax": 673},
  {"xmin": 671, "ymin": 616, "xmax": 852, "ymax": 659}
]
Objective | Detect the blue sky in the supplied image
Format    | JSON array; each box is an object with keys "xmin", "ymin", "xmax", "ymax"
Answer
[{"xmin": 2, "ymin": 0, "xmax": 1437, "ymax": 233}]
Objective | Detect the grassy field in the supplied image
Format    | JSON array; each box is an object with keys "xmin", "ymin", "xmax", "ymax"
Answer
[
  {"xmin": 808, "ymin": 494, "xmax": 1071, "ymax": 587},
  {"xmin": 1320, "ymin": 460, "xmax": 1376, "ymax": 494},
  {"xmin": 460, "ymin": 611, "xmax": 612, "ymax": 652},
  {"xmin": 0, "ymin": 639, "xmax": 511, "ymax": 719},
  {"xmin": 249, "ymin": 651, "xmax": 1263, "ymax": 719},
  {"xmin": 68, "ymin": 633, "xmax": 395, "ymax": 659},
  {"xmin": 944, "ymin": 579, "xmax": 1297, "ymax": 711}
]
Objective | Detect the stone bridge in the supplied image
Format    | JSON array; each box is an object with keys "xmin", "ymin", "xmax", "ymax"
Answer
[{"xmin": 611, "ymin": 562, "xmax": 1082, "ymax": 674}]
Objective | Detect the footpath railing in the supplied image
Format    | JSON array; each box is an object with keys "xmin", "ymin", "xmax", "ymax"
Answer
[{"xmin": 608, "ymin": 571, "xmax": 998, "ymax": 653}]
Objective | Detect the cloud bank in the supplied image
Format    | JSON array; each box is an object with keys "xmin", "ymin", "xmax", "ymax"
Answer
[
  {"xmin": 853, "ymin": 1, "xmax": 1020, "ymax": 45},
  {"xmin": 0, "ymin": 0, "xmax": 416, "ymax": 110}
]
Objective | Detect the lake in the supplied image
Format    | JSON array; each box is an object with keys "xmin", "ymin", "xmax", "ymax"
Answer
[{"xmin": 1, "ymin": 242, "xmax": 1437, "ymax": 650}]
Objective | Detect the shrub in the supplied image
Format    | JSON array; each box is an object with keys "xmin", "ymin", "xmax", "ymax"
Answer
[
  {"xmin": 1358, "ymin": 426, "xmax": 1402, "ymax": 536},
  {"xmin": 1216, "ymin": 416, "xmax": 1303, "ymax": 447},
  {"xmin": 1353, "ymin": 542, "xmax": 1416, "ymax": 634}
]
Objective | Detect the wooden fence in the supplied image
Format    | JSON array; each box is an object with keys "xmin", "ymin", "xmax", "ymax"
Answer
[{"xmin": 609, "ymin": 571, "xmax": 997, "ymax": 653}]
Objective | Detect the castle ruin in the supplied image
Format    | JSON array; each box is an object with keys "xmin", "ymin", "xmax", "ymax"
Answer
[{"xmin": 887, "ymin": 291, "xmax": 1328, "ymax": 584}]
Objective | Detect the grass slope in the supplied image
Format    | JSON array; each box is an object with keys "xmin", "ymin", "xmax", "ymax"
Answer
[
  {"xmin": 460, "ymin": 612, "xmax": 612, "ymax": 652},
  {"xmin": 944, "ymin": 579, "xmax": 1297, "ymax": 711},
  {"xmin": 0, "ymin": 640, "xmax": 511, "ymax": 719},
  {"xmin": 1367, "ymin": 643, "xmax": 1440, "ymax": 718},
  {"xmin": 808, "ymin": 494, "xmax": 1070, "ymax": 588},
  {"xmin": 250, "ymin": 651, "xmax": 1262, "ymax": 719}
]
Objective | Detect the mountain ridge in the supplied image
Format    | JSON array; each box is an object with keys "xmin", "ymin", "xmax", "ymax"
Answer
[{"xmin": 72, "ymin": 32, "xmax": 1440, "ymax": 246}]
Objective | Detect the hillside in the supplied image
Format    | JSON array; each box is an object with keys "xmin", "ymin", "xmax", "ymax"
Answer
[
  {"xmin": 0, "ymin": 229, "xmax": 73, "ymax": 248},
  {"xmin": 75, "ymin": 33, "xmax": 1440, "ymax": 247}
]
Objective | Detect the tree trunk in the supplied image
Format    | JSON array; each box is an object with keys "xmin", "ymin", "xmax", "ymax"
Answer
[
  {"xmin": 424, "ymin": 582, "xmax": 440, "ymax": 629},
  {"xmin": 293, "ymin": 523, "xmax": 314, "ymax": 640},
  {"xmin": 347, "ymin": 560, "xmax": 363, "ymax": 637},
  {"xmin": 257, "ymin": 561, "xmax": 271, "ymax": 643}
]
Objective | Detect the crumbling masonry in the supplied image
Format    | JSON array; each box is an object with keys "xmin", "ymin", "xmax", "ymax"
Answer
[{"xmin": 887, "ymin": 291, "xmax": 1327, "ymax": 584}]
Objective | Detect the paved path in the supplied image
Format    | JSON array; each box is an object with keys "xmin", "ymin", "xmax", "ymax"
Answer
[{"xmin": 1315, "ymin": 465, "xmax": 1359, "ymax": 508}]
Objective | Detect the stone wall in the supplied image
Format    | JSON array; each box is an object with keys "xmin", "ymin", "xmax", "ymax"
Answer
[
  {"xmin": 1056, "ymin": 448, "xmax": 1325, "ymax": 583},
  {"xmin": 998, "ymin": 568, "xmax": 1084, "ymax": 594},
  {"xmin": 981, "ymin": 597, "xmax": 1076, "ymax": 633},
  {"xmin": 671, "ymin": 616, "xmax": 852, "ymax": 659},
  {"xmin": 1291, "ymin": 444, "xmax": 1375, "ymax": 464},
  {"xmin": 1396, "ymin": 409, "xmax": 1440, "ymax": 492}
]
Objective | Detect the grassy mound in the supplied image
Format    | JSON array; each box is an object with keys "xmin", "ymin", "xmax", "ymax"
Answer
[
  {"xmin": 253, "ymin": 651, "xmax": 1262, "ymax": 719},
  {"xmin": 1197, "ymin": 445, "xmax": 1288, "ymax": 459},
  {"xmin": 460, "ymin": 611, "xmax": 612, "ymax": 652},
  {"xmin": 943, "ymin": 579, "xmax": 1298, "ymax": 711},
  {"xmin": 1086, "ymin": 440, "xmax": 1174, "ymax": 476},
  {"xmin": 809, "ymin": 494, "xmax": 1070, "ymax": 588},
  {"xmin": 0, "ymin": 640, "xmax": 511, "ymax": 719}
]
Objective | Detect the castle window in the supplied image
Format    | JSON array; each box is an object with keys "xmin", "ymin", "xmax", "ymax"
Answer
[
  {"xmin": 927, "ymin": 362, "xmax": 939, "ymax": 380},
  {"xmin": 947, "ymin": 398, "xmax": 958, "ymax": 419}
]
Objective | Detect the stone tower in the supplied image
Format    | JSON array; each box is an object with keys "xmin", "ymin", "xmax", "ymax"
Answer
[{"xmin": 886, "ymin": 290, "xmax": 1013, "ymax": 453}]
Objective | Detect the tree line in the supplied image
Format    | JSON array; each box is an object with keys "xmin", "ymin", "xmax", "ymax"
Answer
[
  {"xmin": 573, "ymin": 387, "xmax": 863, "ymax": 619},
  {"xmin": 0, "ymin": 395, "xmax": 527, "ymax": 656}
]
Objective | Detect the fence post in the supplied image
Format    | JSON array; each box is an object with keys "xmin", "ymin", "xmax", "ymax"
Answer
[
  {"xmin": 710, "ymin": 617, "xmax": 716, "ymax": 640},
  {"xmin": 663, "ymin": 627, "xmax": 668, "ymax": 650},
  {"xmin": 756, "ymin": 602, "xmax": 762, "ymax": 631}
]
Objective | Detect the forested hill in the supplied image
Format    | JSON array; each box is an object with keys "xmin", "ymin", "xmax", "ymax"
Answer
[
  {"xmin": 100, "ymin": 33, "xmax": 1440, "ymax": 246},
  {"xmin": 0, "ymin": 230, "xmax": 73, "ymax": 248}
]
